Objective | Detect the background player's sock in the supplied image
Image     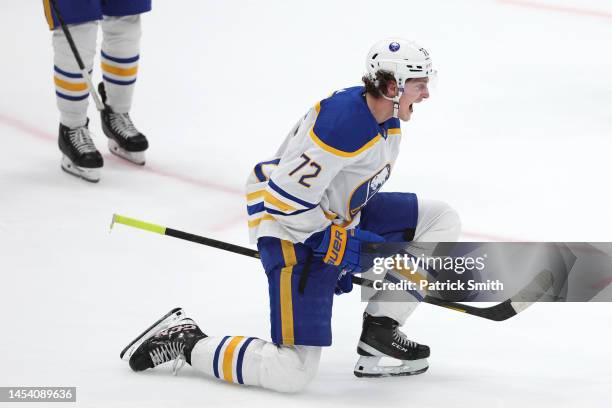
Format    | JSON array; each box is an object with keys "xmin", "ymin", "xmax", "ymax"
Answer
[
  {"xmin": 100, "ymin": 15, "xmax": 141, "ymax": 113},
  {"xmin": 52, "ymin": 21, "xmax": 98, "ymax": 128}
]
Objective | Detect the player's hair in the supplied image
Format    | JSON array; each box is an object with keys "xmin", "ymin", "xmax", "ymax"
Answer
[{"xmin": 362, "ymin": 70, "xmax": 397, "ymax": 99}]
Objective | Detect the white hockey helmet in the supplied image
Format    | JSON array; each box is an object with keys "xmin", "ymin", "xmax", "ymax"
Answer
[{"xmin": 365, "ymin": 38, "xmax": 436, "ymax": 117}]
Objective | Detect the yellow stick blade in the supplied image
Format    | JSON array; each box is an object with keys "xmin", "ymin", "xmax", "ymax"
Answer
[{"xmin": 110, "ymin": 214, "xmax": 166, "ymax": 235}]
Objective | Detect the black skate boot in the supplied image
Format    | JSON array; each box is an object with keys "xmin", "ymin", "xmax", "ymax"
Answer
[
  {"xmin": 120, "ymin": 308, "xmax": 207, "ymax": 374},
  {"xmin": 354, "ymin": 313, "xmax": 430, "ymax": 378},
  {"xmin": 98, "ymin": 82, "xmax": 148, "ymax": 165},
  {"xmin": 58, "ymin": 120, "xmax": 103, "ymax": 183}
]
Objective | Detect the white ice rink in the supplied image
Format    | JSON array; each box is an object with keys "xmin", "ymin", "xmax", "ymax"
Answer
[{"xmin": 1, "ymin": 0, "xmax": 611, "ymax": 407}]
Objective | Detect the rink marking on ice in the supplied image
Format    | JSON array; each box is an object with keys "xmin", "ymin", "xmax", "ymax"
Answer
[
  {"xmin": 498, "ymin": 0, "xmax": 612, "ymax": 21},
  {"xmin": 0, "ymin": 112, "xmax": 241, "ymax": 196},
  {"xmin": 0, "ymin": 112, "xmax": 56, "ymax": 142},
  {"xmin": 0, "ymin": 111, "xmax": 524, "ymax": 242}
]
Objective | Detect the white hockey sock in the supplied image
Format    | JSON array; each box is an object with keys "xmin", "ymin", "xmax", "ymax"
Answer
[
  {"xmin": 52, "ymin": 21, "xmax": 98, "ymax": 128},
  {"xmin": 189, "ymin": 336, "xmax": 321, "ymax": 393},
  {"xmin": 100, "ymin": 15, "xmax": 142, "ymax": 113}
]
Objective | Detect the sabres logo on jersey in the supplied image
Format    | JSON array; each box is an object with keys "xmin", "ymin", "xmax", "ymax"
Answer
[{"xmin": 348, "ymin": 164, "xmax": 392, "ymax": 217}]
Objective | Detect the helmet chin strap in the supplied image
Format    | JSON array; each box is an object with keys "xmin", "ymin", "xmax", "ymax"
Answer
[
  {"xmin": 382, "ymin": 90, "xmax": 403, "ymax": 119},
  {"xmin": 373, "ymin": 74, "xmax": 404, "ymax": 119}
]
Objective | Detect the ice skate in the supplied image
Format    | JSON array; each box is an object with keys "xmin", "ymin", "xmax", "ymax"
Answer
[
  {"xmin": 99, "ymin": 82, "xmax": 148, "ymax": 165},
  {"xmin": 121, "ymin": 308, "xmax": 207, "ymax": 374},
  {"xmin": 354, "ymin": 313, "xmax": 430, "ymax": 378},
  {"xmin": 58, "ymin": 121, "xmax": 103, "ymax": 183}
]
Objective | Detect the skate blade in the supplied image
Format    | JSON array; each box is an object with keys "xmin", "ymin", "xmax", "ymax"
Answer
[
  {"xmin": 61, "ymin": 156, "xmax": 100, "ymax": 183},
  {"xmin": 120, "ymin": 307, "xmax": 185, "ymax": 361},
  {"xmin": 108, "ymin": 139, "xmax": 146, "ymax": 165},
  {"xmin": 354, "ymin": 356, "xmax": 429, "ymax": 378}
]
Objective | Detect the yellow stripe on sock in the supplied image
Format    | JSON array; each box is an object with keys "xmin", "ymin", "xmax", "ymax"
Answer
[
  {"xmin": 280, "ymin": 240, "xmax": 296, "ymax": 345},
  {"xmin": 222, "ymin": 336, "xmax": 245, "ymax": 383},
  {"xmin": 101, "ymin": 62, "xmax": 138, "ymax": 77},
  {"xmin": 54, "ymin": 76, "xmax": 87, "ymax": 92}
]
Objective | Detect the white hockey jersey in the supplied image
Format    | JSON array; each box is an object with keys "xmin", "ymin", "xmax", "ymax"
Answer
[{"xmin": 246, "ymin": 86, "xmax": 402, "ymax": 244}]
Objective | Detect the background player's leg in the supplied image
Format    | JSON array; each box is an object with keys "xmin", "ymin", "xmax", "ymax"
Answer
[
  {"xmin": 53, "ymin": 21, "xmax": 98, "ymax": 128},
  {"xmin": 52, "ymin": 19, "xmax": 103, "ymax": 181},
  {"xmin": 190, "ymin": 337, "xmax": 321, "ymax": 393},
  {"xmin": 100, "ymin": 15, "xmax": 141, "ymax": 113},
  {"xmin": 98, "ymin": 14, "xmax": 149, "ymax": 164}
]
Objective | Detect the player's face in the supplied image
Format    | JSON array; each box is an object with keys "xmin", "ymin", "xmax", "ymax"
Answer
[{"xmin": 398, "ymin": 78, "xmax": 430, "ymax": 121}]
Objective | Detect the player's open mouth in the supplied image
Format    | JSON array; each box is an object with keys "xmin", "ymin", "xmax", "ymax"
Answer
[{"xmin": 409, "ymin": 104, "xmax": 413, "ymax": 112}]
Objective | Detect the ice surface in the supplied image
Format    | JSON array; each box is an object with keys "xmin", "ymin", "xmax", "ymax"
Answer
[{"xmin": 1, "ymin": 1, "xmax": 611, "ymax": 407}]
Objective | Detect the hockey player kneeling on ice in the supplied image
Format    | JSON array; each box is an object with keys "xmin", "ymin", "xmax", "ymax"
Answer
[{"xmin": 121, "ymin": 38, "xmax": 461, "ymax": 392}]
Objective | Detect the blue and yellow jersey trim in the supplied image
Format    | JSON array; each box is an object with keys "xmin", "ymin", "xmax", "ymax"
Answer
[
  {"xmin": 253, "ymin": 158, "xmax": 280, "ymax": 182},
  {"xmin": 309, "ymin": 126, "xmax": 382, "ymax": 158},
  {"xmin": 309, "ymin": 87, "xmax": 392, "ymax": 157},
  {"xmin": 246, "ymin": 179, "xmax": 336, "ymax": 229}
]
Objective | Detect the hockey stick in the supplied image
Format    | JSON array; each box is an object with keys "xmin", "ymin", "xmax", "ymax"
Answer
[
  {"xmin": 352, "ymin": 274, "xmax": 552, "ymax": 321},
  {"xmin": 49, "ymin": 0, "xmax": 104, "ymax": 111},
  {"xmin": 110, "ymin": 214, "xmax": 552, "ymax": 321}
]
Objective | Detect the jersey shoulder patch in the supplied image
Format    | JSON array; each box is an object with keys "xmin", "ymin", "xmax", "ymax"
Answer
[{"xmin": 311, "ymin": 87, "xmax": 381, "ymax": 157}]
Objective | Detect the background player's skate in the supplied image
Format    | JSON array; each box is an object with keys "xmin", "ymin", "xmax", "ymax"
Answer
[
  {"xmin": 98, "ymin": 82, "xmax": 148, "ymax": 165},
  {"xmin": 354, "ymin": 313, "xmax": 429, "ymax": 377},
  {"xmin": 58, "ymin": 120, "xmax": 103, "ymax": 182}
]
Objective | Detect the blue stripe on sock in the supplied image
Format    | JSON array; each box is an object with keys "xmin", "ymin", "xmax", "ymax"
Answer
[
  {"xmin": 101, "ymin": 50, "xmax": 139, "ymax": 64},
  {"xmin": 102, "ymin": 75, "xmax": 137, "ymax": 86},
  {"xmin": 212, "ymin": 336, "xmax": 231, "ymax": 379},
  {"xmin": 236, "ymin": 337, "xmax": 256, "ymax": 384},
  {"xmin": 54, "ymin": 65, "xmax": 82, "ymax": 78},
  {"xmin": 268, "ymin": 179, "xmax": 317, "ymax": 209},
  {"xmin": 56, "ymin": 91, "xmax": 89, "ymax": 101},
  {"xmin": 54, "ymin": 66, "xmax": 91, "ymax": 78}
]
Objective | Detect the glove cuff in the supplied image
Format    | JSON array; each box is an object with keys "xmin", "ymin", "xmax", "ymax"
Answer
[{"xmin": 322, "ymin": 225, "xmax": 348, "ymax": 266}]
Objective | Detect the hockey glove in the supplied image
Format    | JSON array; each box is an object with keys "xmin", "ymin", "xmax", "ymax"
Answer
[
  {"xmin": 312, "ymin": 225, "xmax": 384, "ymax": 273},
  {"xmin": 335, "ymin": 271, "xmax": 354, "ymax": 295}
]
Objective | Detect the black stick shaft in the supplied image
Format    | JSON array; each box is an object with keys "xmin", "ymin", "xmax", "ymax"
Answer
[
  {"xmin": 165, "ymin": 228, "xmax": 260, "ymax": 259},
  {"xmin": 49, "ymin": 0, "xmax": 86, "ymax": 70}
]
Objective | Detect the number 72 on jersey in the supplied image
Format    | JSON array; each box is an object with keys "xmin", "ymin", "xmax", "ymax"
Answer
[{"xmin": 289, "ymin": 153, "xmax": 321, "ymax": 187}]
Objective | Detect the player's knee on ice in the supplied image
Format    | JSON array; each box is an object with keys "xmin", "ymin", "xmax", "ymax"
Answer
[{"xmin": 259, "ymin": 344, "xmax": 321, "ymax": 393}]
